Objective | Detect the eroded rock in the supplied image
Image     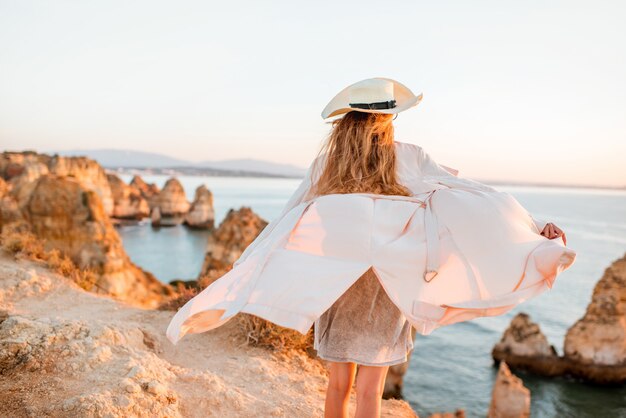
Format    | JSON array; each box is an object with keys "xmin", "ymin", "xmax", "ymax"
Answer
[
  {"xmin": 19, "ymin": 175, "xmax": 173, "ymax": 308},
  {"xmin": 487, "ymin": 362, "xmax": 530, "ymax": 418},
  {"xmin": 199, "ymin": 207, "xmax": 268, "ymax": 280},
  {"xmin": 152, "ymin": 178, "xmax": 189, "ymax": 226},
  {"xmin": 184, "ymin": 185, "xmax": 215, "ymax": 229},
  {"xmin": 107, "ymin": 173, "xmax": 150, "ymax": 220}
]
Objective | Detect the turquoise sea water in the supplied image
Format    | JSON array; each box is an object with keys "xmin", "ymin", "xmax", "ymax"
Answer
[{"xmin": 118, "ymin": 174, "xmax": 626, "ymax": 417}]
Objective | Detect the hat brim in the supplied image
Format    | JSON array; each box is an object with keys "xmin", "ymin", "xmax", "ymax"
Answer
[{"xmin": 321, "ymin": 77, "xmax": 423, "ymax": 119}]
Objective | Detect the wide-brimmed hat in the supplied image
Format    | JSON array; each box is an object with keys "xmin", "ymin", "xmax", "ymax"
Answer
[{"xmin": 321, "ymin": 77, "xmax": 423, "ymax": 119}]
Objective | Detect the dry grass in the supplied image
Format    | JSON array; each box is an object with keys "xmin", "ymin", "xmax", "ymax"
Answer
[
  {"xmin": 0, "ymin": 221, "xmax": 97, "ymax": 291},
  {"xmin": 0, "ymin": 221, "xmax": 45, "ymax": 260},
  {"xmin": 236, "ymin": 313, "xmax": 315, "ymax": 354},
  {"xmin": 157, "ymin": 282, "xmax": 200, "ymax": 311}
]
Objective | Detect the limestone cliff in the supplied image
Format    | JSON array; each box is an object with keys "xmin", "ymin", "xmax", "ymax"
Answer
[
  {"xmin": 1, "ymin": 151, "xmax": 114, "ymax": 216},
  {"xmin": 16, "ymin": 175, "xmax": 172, "ymax": 308}
]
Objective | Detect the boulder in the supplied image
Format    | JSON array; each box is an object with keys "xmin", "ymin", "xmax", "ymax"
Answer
[
  {"xmin": 184, "ymin": 185, "xmax": 215, "ymax": 229},
  {"xmin": 106, "ymin": 174, "xmax": 150, "ymax": 220}
]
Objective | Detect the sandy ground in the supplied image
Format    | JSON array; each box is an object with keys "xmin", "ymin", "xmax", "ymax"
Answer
[{"xmin": 0, "ymin": 253, "xmax": 418, "ymax": 417}]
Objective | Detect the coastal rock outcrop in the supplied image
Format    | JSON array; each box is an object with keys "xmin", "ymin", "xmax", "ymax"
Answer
[
  {"xmin": 199, "ymin": 207, "xmax": 268, "ymax": 280},
  {"xmin": 107, "ymin": 173, "xmax": 150, "ymax": 220},
  {"xmin": 184, "ymin": 185, "xmax": 215, "ymax": 229},
  {"xmin": 563, "ymin": 253, "xmax": 626, "ymax": 383},
  {"xmin": 47, "ymin": 155, "xmax": 115, "ymax": 216},
  {"xmin": 152, "ymin": 178, "xmax": 190, "ymax": 226},
  {"xmin": 491, "ymin": 312, "xmax": 561, "ymax": 376},
  {"xmin": 1, "ymin": 151, "xmax": 115, "ymax": 216},
  {"xmin": 130, "ymin": 175, "xmax": 160, "ymax": 209},
  {"xmin": 18, "ymin": 175, "xmax": 173, "ymax": 308},
  {"xmin": 0, "ymin": 178, "xmax": 21, "ymax": 227},
  {"xmin": 487, "ymin": 362, "xmax": 530, "ymax": 418}
]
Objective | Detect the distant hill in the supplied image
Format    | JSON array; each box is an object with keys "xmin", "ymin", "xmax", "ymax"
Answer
[
  {"xmin": 54, "ymin": 149, "xmax": 307, "ymax": 177},
  {"xmin": 194, "ymin": 158, "xmax": 306, "ymax": 177},
  {"xmin": 55, "ymin": 149, "xmax": 190, "ymax": 168}
]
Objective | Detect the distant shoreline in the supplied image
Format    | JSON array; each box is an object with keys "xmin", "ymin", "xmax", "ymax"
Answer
[{"xmin": 110, "ymin": 166, "xmax": 626, "ymax": 192}]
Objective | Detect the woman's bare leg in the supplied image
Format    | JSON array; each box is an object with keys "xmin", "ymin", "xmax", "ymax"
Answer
[
  {"xmin": 324, "ymin": 361, "xmax": 357, "ymax": 418},
  {"xmin": 354, "ymin": 365, "xmax": 390, "ymax": 418}
]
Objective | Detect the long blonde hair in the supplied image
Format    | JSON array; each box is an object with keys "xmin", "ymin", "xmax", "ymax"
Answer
[{"xmin": 308, "ymin": 111, "xmax": 412, "ymax": 199}]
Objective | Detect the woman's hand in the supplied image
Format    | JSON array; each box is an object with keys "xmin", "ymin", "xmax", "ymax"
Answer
[{"xmin": 540, "ymin": 222, "xmax": 567, "ymax": 245}]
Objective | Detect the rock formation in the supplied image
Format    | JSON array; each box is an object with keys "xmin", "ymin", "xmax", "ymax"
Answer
[
  {"xmin": 199, "ymin": 207, "xmax": 268, "ymax": 279},
  {"xmin": 0, "ymin": 178, "xmax": 21, "ymax": 227},
  {"xmin": 563, "ymin": 252, "xmax": 626, "ymax": 383},
  {"xmin": 1, "ymin": 151, "xmax": 115, "ymax": 216},
  {"xmin": 130, "ymin": 175, "xmax": 160, "ymax": 209},
  {"xmin": 47, "ymin": 155, "xmax": 115, "ymax": 215},
  {"xmin": 16, "ymin": 175, "xmax": 173, "ymax": 308},
  {"xmin": 184, "ymin": 185, "xmax": 215, "ymax": 229},
  {"xmin": 0, "ymin": 254, "xmax": 419, "ymax": 417},
  {"xmin": 491, "ymin": 313, "xmax": 563, "ymax": 376},
  {"xmin": 152, "ymin": 178, "xmax": 190, "ymax": 226},
  {"xmin": 487, "ymin": 362, "xmax": 530, "ymax": 418},
  {"xmin": 107, "ymin": 173, "xmax": 150, "ymax": 220},
  {"xmin": 492, "ymin": 253, "xmax": 626, "ymax": 384}
]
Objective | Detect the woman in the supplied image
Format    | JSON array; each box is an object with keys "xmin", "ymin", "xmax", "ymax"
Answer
[{"xmin": 166, "ymin": 78, "xmax": 575, "ymax": 418}]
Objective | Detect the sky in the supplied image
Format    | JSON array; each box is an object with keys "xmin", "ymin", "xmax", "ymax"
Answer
[{"xmin": 1, "ymin": 1, "xmax": 625, "ymax": 187}]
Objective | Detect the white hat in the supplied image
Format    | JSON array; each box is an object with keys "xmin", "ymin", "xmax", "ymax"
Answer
[{"xmin": 321, "ymin": 77, "xmax": 423, "ymax": 119}]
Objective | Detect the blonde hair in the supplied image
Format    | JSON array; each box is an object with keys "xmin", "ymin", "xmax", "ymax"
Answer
[{"xmin": 308, "ymin": 111, "xmax": 412, "ymax": 199}]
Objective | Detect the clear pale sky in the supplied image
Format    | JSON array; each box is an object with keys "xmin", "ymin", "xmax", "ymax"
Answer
[{"xmin": 1, "ymin": 1, "xmax": 624, "ymax": 187}]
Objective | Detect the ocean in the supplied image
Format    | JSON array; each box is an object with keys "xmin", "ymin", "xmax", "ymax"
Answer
[{"xmin": 118, "ymin": 174, "xmax": 626, "ymax": 418}]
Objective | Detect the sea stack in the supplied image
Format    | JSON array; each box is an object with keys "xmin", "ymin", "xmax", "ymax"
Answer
[
  {"xmin": 152, "ymin": 178, "xmax": 190, "ymax": 226},
  {"xmin": 130, "ymin": 175, "xmax": 160, "ymax": 209},
  {"xmin": 106, "ymin": 173, "xmax": 150, "ymax": 220},
  {"xmin": 184, "ymin": 185, "xmax": 215, "ymax": 229}
]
